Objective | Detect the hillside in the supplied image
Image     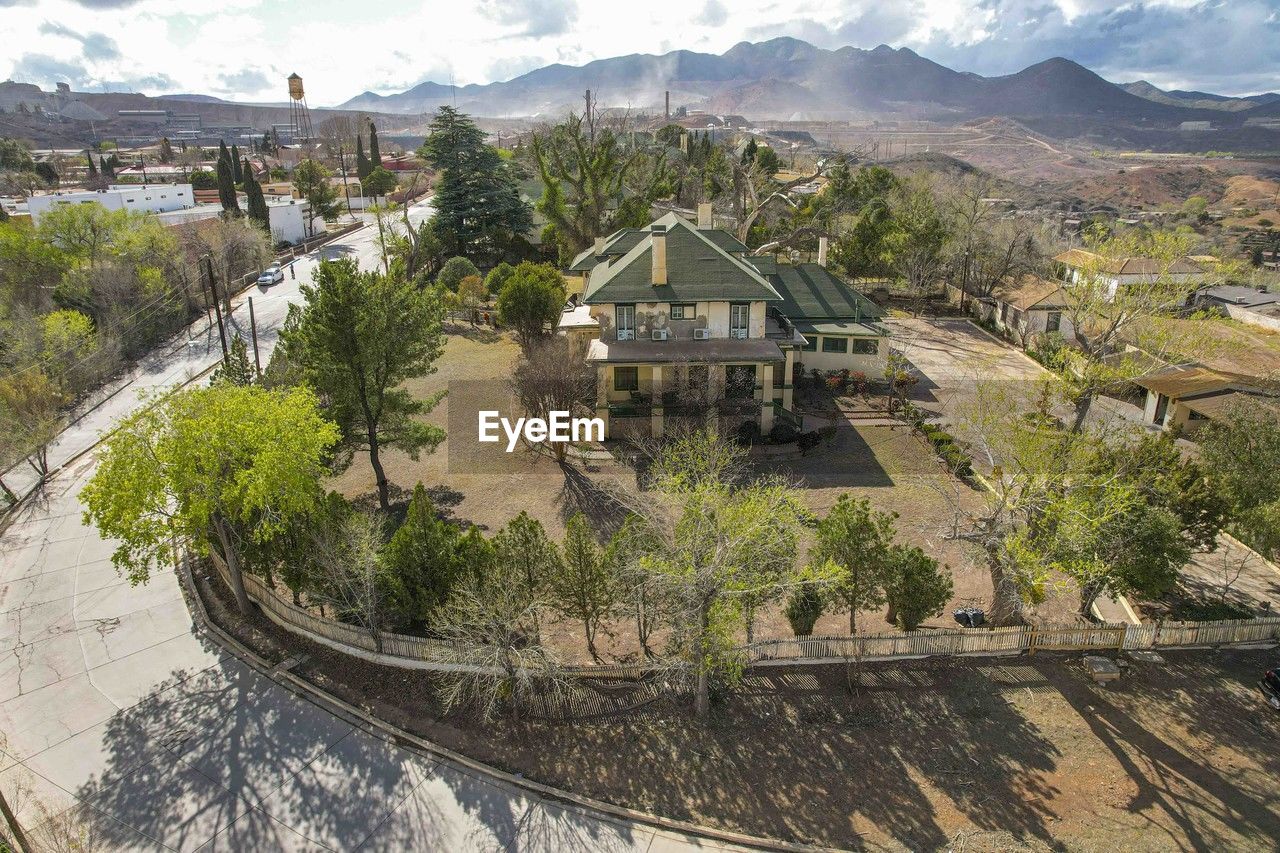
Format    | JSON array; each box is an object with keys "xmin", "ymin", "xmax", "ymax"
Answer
[
  {"xmin": 1122, "ymin": 81, "xmax": 1280, "ymax": 113},
  {"xmin": 1058, "ymin": 165, "xmax": 1228, "ymax": 210},
  {"xmin": 336, "ymin": 38, "xmax": 1230, "ymax": 127}
]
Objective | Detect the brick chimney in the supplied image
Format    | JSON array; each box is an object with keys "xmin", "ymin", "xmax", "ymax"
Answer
[
  {"xmin": 697, "ymin": 202, "xmax": 713, "ymax": 229},
  {"xmin": 817, "ymin": 236, "xmax": 829, "ymax": 268},
  {"xmin": 651, "ymin": 225, "xmax": 667, "ymax": 285},
  {"xmin": 594, "ymin": 236, "xmax": 606, "ymax": 254}
]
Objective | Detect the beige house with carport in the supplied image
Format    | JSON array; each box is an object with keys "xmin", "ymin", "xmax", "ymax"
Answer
[{"xmin": 1133, "ymin": 365, "xmax": 1277, "ymax": 437}]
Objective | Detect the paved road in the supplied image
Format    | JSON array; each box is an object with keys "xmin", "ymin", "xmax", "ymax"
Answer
[{"xmin": 0, "ymin": 205, "xmax": 730, "ymax": 851}]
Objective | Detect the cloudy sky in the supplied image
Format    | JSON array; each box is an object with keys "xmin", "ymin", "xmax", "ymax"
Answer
[{"xmin": 2, "ymin": 0, "xmax": 1278, "ymax": 104}]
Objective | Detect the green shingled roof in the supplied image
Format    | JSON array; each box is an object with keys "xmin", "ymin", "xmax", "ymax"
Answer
[
  {"xmin": 768, "ymin": 264, "xmax": 885, "ymax": 323},
  {"xmin": 582, "ymin": 214, "xmax": 781, "ymax": 305}
]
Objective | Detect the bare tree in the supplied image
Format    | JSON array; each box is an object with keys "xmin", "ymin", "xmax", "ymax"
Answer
[
  {"xmin": 308, "ymin": 511, "xmax": 391, "ymax": 652},
  {"xmin": 509, "ymin": 337, "xmax": 595, "ymax": 462}
]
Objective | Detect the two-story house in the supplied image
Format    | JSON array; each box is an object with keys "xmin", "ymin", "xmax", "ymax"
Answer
[{"xmin": 561, "ymin": 208, "xmax": 889, "ymax": 440}]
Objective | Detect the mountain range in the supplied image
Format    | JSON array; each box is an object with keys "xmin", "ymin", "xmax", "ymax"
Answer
[{"xmin": 338, "ymin": 37, "xmax": 1280, "ymax": 126}]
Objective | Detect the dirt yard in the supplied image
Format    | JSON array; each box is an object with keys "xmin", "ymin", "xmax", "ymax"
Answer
[{"xmin": 200, "ymin": 569, "xmax": 1280, "ymax": 852}]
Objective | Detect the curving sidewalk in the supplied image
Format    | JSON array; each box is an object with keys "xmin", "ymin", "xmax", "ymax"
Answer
[{"xmin": 0, "ymin": 202, "xmax": 803, "ymax": 852}]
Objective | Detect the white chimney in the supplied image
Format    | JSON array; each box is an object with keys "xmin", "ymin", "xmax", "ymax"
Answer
[
  {"xmin": 593, "ymin": 236, "xmax": 606, "ymax": 254},
  {"xmin": 651, "ymin": 225, "xmax": 667, "ymax": 286},
  {"xmin": 697, "ymin": 202, "xmax": 713, "ymax": 229},
  {"xmin": 817, "ymin": 236, "xmax": 829, "ymax": 268}
]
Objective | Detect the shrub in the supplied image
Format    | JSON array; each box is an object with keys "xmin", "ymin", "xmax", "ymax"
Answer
[
  {"xmin": 438, "ymin": 256, "xmax": 480, "ymax": 292},
  {"xmin": 769, "ymin": 420, "xmax": 800, "ymax": 444},
  {"xmin": 784, "ymin": 582, "xmax": 825, "ymax": 636},
  {"xmin": 848, "ymin": 371, "xmax": 869, "ymax": 395},
  {"xmin": 824, "ymin": 372, "xmax": 846, "ymax": 394}
]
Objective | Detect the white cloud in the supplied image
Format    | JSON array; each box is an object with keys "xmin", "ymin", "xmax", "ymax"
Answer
[{"xmin": 1, "ymin": 0, "xmax": 1277, "ymax": 104}]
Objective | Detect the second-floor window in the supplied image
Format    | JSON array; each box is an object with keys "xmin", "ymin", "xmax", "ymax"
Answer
[
  {"xmin": 730, "ymin": 303, "xmax": 749, "ymax": 338},
  {"xmin": 616, "ymin": 304, "xmax": 635, "ymax": 340}
]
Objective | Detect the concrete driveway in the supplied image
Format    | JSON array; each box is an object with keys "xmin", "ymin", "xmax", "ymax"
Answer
[{"xmin": 884, "ymin": 317, "xmax": 1050, "ymax": 422}]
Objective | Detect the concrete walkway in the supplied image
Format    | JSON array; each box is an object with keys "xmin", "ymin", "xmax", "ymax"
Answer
[{"xmin": 0, "ymin": 204, "xmax": 740, "ymax": 851}]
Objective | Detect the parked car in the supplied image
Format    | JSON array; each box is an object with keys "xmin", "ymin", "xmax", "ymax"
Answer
[
  {"xmin": 257, "ymin": 264, "xmax": 284, "ymax": 286},
  {"xmin": 1260, "ymin": 668, "xmax": 1280, "ymax": 710}
]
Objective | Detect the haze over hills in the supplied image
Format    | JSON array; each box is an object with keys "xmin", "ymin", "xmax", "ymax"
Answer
[{"xmin": 337, "ymin": 37, "xmax": 1278, "ymax": 127}]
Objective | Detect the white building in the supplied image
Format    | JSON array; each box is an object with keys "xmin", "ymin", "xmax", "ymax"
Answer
[
  {"xmin": 153, "ymin": 199, "xmax": 319, "ymax": 246},
  {"xmin": 1052, "ymin": 248, "xmax": 1208, "ymax": 301},
  {"xmin": 27, "ymin": 183, "xmax": 195, "ymax": 224}
]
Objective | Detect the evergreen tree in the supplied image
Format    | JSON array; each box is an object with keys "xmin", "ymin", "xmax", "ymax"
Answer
[
  {"xmin": 159, "ymin": 137, "xmax": 174, "ymax": 163},
  {"xmin": 99, "ymin": 156, "xmax": 114, "ymax": 179},
  {"xmin": 420, "ymin": 107, "xmax": 531, "ymax": 263},
  {"xmin": 243, "ymin": 158, "xmax": 271, "ymax": 234},
  {"xmin": 211, "ymin": 335, "xmax": 256, "ymax": 386},
  {"xmin": 230, "ymin": 145, "xmax": 243, "ymax": 184},
  {"xmin": 368, "ymin": 121, "xmax": 380, "ymax": 170},
  {"xmin": 85, "ymin": 150, "xmax": 98, "ymax": 178},
  {"xmin": 356, "ymin": 134, "xmax": 371, "ymax": 181},
  {"xmin": 215, "ymin": 156, "xmax": 241, "ymax": 215}
]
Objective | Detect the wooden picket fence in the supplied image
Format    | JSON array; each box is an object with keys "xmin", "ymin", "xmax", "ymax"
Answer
[{"xmin": 209, "ymin": 560, "xmax": 1280, "ymax": 677}]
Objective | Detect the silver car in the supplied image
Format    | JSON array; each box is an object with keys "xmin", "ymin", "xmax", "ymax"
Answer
[{"xmin": 257, "ymin": 264, "xmax": 284, "ymax": 286}]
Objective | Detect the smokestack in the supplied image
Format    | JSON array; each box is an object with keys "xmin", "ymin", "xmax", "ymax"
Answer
[
  {"xmin": 817, "ymin": 236, "xmax": 829, "ymax": 268},
  {"xmin": 697, "ymin": 202, "xmax": 713, "ymax": 229},
  {"xmin": 665, "ymin": 90, "xmax": 670, "ymax": 120},
  {"xmin": 651, "ymin": 225, "xmax": 667, "ymax": 285}
]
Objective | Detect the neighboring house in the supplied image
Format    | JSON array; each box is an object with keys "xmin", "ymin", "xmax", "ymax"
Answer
[
  {"xmin": 1053, "ymin": 248, "xmax": 1207, "ymax": 300},
  {"xmin": 951, "ymin": 275, "xmax": 1073, "ymax": 344},
  {"xmin": 1195, "ymin": 284, "xmax": 1280, "ymax": 333},
  {"xmin": 27, "ymin": 183, "xmax": 196, "ymax": 223},
  {"xmin": 560, "ymin": 206, "xmax": 888, "ymax": 440},
  {"xmin": 1133, "ymin": 365, "xmax": 1276, "ymax": 436}
]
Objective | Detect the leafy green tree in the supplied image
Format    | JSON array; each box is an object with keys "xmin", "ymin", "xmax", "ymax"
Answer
[
  {"xmin": 884, "ymin": 545, "xmax": 952, "ymax": 630},
  {"xmin": 784, "ymin": 581, "xmax": 825, "ymax": 636},
  {"xmin": 0, "ymin": 370, "xmax": 62, "ymax": 482},
  {"xmin": 383, "ymin": 484, "xmax": 470, "ymax": 627},
  {"xmin": 551, "ymin": 513, "xmax": 618, "ymax": 661},
  {"xmin": 215, "ymin": 156, "xmax": 240, "ymax": 214},
  {"xmin": 531, "ymin": 112, "xmax": 668, "ymax": 254},
  {"xmin": 80, "ymin": 385, "xmax": 339, "ymax": 615},
  {"xmin": 188, "ymin": 168, "xmax": 217, "ymax": 190},
  {"xmin": 437, "ymin": 255, "xmax": 479, "ymax": 291},
  {"xmin": 283, "ymin": 257, "xmax": 446, "ymax": 510},
  {"xmin": 483, "ymin": 261, "xmax": 515, "ymax": 297},
  {"xmin": 457, "ymin": 275, "xmax": 487, "ymax": 322},
  {"xmin": 753, "ymin": 145, "xmax": 782, "ymax": 175},
  {"xmin": 0, "ymin": 221, "xmax": 67, "ymax": 315},
  {"xmin": 811, "ymin": 495, "xmax": 897, "ymax": 634},
  {"xmin": 361, "ymin": 166, "xmax": 397, "ymax": 198},
  {"xmin": 1201, "ymin": 398, "xmax": 1280, "ymax": 560},
  {"xmin": 292, "ymin": 159, "xmax": 343, "ymax": 233},
  {"xmin": 495, "ymin": 261, "xmax": 565, "ymax": 349},
  {"xmin": 634, "ymin": 432, "xmax": 815, "ymax": 716},
  {"xmin": 41, "ymin": 309, "xmax": 96, "ymax": 395}
]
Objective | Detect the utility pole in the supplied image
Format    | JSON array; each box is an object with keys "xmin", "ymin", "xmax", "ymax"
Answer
[
  {"xmin": 247, "ymin": 296, "xmax": 261, "ymax": 377},
  {"xmin": 202, "ymin": 254, "xmax": 230, "ymax": 367}
]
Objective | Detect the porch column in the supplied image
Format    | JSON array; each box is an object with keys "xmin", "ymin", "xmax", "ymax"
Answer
[
  {"xmin": 782, "ymin": 348, "xmax": 795, "ymax": 411},
  {"xmin": 709, "ymin": 364, "xmax": 727, "ymax": 436},
  {"xmin": 760, "ymin": 362, "xmax": 775, "ymax": 433},
  {"xmin": 650, "ymin": 365, "xmax": 664, "ymax": 438},
  {"xmin": 597, "ymin": 365, "xmax": 612, "ymax": 439}
]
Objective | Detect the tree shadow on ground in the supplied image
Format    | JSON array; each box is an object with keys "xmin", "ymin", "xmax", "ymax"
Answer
[
  {"xmin": 1048, "ymin": 649, "xmax": 1280, "ymax": 851},
  {"xmin": 554, "ymin": 460, "xmax": 631, "ymax": 536},
  {"xmin": 444, "ymin": 321, "xmax": 501, "ymax": 344},
  {"xmin": 758, "ymin": 424, "xmax": 895, "ymax": 488}
]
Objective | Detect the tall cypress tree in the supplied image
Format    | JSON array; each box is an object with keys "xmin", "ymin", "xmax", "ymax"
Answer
[
  {"xmin": 368, "ymin": 121, "xmax": 380, "ymax": 170},
  {"xmin": 231, "ymin": 144, "xmax": 243, "ymax": 184},
  {"xmin": 85, "ymin": 150, "xmax": 98, "ymax": 178},
  {"xmin": 356, "ymin": 135, "xmax": 370, "ymax": 181},
  {"xmin": 243, "ymin": 158, "xmax": 271, "ymax": 234},
  {"xmin": 218, "ymin": 140, "xmax": 231, "ymax": 167},
  {"xmin": 100, "ymin": 155, "xmax": 115, "ymax": 179},
  {"xmin": 216, "ymin": 157, "xmax": 241, "ymax": 215}
]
